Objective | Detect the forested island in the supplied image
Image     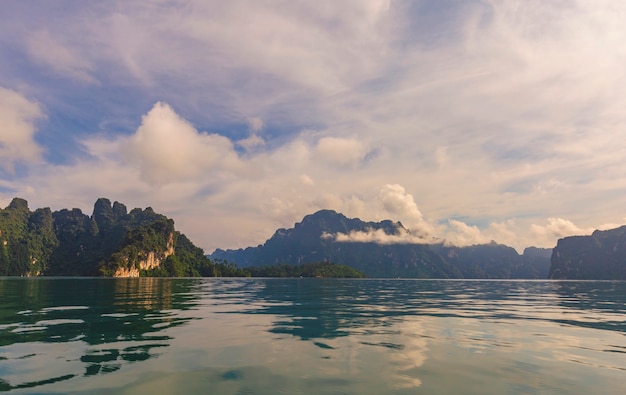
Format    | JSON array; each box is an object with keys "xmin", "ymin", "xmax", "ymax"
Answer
[{"xmin": 0, "ymin": 198, "xmax": 362, "ymax": 278}]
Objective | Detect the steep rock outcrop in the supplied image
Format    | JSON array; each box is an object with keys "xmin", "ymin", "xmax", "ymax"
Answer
[
  {"xmin": 112, "ymin": 228, "xmax": 175, "ymax": 277},
  {"xmin": 550, "ymin": 225, "xmax": 626, "ymax": 279},
  {"xmin": 0, "ymin": 198, "xmax": 212, "ymax": 277}
]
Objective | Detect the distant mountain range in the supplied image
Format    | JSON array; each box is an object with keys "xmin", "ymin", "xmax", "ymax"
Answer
[
  {"xmin": 210, "ymin": 210, "xmax": 553, "ymax": 279},
  {"xmin": 5, "ymin": 197, "xmax": 624, "ymax": 279}
]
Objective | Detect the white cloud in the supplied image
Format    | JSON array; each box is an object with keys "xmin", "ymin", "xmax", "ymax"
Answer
[
  {"xmin": 326, "ymin": 227, "xmax": 432, "ymax": 245},
  {"xmin": 123, "ymin": 102, "xmax": 245, "ymax": 186},
  {"xmin": 377, "ymin": 184, "xmax": 437, "ymax": 237},
  {"xmin": 316, "ymin": 137, "xmax": 370, "ymax": 167},
  {"xmin": 530, "ymin": 218, "xmax": 593, "ymax": 241},
  {"xmin": 0, "ymin": 87, "xmax": 44, "ymax": 172},
  {"xmin": 443, "ymin": 220, "xmax": 491, "ymax": 247}
]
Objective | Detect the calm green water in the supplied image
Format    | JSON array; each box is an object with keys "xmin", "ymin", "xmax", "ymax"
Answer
[{"xmin": 0, "ymin": 278, "xmax": 625, "ymax": 394}]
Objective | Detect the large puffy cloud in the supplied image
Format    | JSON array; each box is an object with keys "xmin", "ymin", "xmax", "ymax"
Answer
[
  {"xmin": 377, "ymin": 184, "xmax": 437, "ymax": 237},
  {"xmin": 123, "ymin": 102, "xmax": 246, "ymax": 186},
  {"xmin": 0, "ymin": 88, "xmax": 44, "ymax": 172},
  {"xmin": 443, "ymin": 220, "xmax": 492, "ymax": 247}
]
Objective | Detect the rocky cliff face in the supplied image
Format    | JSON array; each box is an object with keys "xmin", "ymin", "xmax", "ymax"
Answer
[
  {"xmin": 0, "ymin": 198, "xmax": 193, "ymax": 277},
  {"xmin": 550, "ymin": 225, "xmax": 626, "ymax": 279},
  {"xmin": 113, "ymin": 231, "xmax": 175, "ymax": 277}
]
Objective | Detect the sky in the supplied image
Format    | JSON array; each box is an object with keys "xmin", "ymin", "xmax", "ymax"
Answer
[{"xmin": 1, "ymin": 0, "xmax": 625, "ymax": 253}]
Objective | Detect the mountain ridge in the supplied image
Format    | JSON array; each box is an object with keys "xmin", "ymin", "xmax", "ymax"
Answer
[{"xmin": 211, "ymin": 209, "xmax": 553, "ymax": 278}]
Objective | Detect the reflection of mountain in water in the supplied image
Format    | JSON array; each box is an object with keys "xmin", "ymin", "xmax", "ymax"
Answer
[
  {"xmin": 226, "ymin": 279, "xmax": 626, "ymax": 346},
  {"xmin": 226, "ymin": 279, "xmax": 459, "ymax": 342},
  {"xmin": 0, "ymin": 278, "xmax": 200, "ymax": 391},
  {"xmin": 3, "ymin": 278, "xmax": 625, "ymax": 392}
]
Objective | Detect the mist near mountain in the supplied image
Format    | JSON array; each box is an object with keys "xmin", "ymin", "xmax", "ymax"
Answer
[{"xmin": 211, "ymin": 210, "xmax": 552, "ymax": 279}]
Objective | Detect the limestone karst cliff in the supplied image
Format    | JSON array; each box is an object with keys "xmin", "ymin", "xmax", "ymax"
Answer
[
  {"xmin": 550, "ymin": 225, "xmax": 626, "ymax": 279},
  {"xmin": 0, "ymin": 198, "xmax": 219, "ymax": 277}
]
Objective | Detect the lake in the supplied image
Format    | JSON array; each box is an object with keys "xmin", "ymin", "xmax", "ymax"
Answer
[{"xmin": 0, "ymin": 278, "xmax": 625, "ymax": 394}]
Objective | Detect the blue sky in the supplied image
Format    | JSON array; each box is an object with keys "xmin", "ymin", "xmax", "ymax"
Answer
[{"xmin": 1, "ymin": 0, "xmax": 625, "ymax": 252}]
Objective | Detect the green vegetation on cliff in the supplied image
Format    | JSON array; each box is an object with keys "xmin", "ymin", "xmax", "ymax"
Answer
[
  {"xmin": 0, "ymin": 198, "xmax": 241, "ymax": 278},
  {"xmin": 141, "ymin": 234, "xmax": 249, "ymax": 277},
  {"xmin": 0, "ymin": 199, "xmax": 58, "ymax": 276}
]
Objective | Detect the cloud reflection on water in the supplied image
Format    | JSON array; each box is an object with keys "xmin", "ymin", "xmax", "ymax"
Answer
[{"xmin": 1, "ymin": 278, "xmax": 625, "ymax": 394}]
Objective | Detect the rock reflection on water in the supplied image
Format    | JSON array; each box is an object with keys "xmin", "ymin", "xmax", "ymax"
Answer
[
  {"xmin": 211, "ymin": 279, "xmax": 626, "ymax": 394},
  {"xmin": 1, "ymin": 278, "xmax": 626, "ymax": 394},
  {"xmin": 0, "ymin": 278, "xmax": 198, "ymax": 391},
  {"xmin": 229, "ymin": 279, "xmax": 431, "ymax": 389}
]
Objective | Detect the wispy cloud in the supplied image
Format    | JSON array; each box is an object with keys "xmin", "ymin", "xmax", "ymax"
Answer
[
  {"xmin": 25, "ymin": 30, "xmax": 97, "ymax": 84},
  {"xmin": 323, "ymin": 227, "xmax": 434, "ymax": 245}
]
